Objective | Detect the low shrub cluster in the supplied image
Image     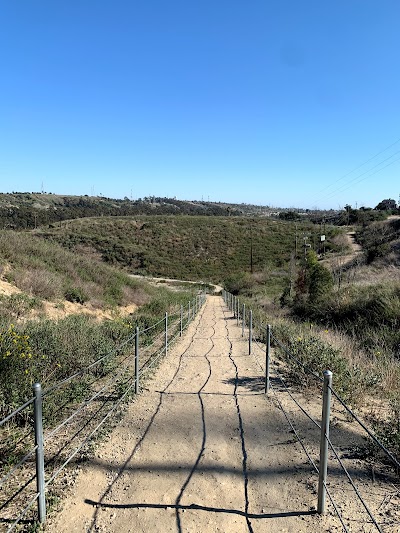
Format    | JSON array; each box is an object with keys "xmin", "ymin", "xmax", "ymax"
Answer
[
  {"xmin": 0, "ymin": 284, "xmax": 197, "ymax": 422},
  {"xmin": 0, "ymin": 230, "xmax": 152, "ymax": 310},
  {"xmin": 292, "ymin": 282, "xmax": 400, "ymax": 360},
  {"xmin": 271, "ymin": 321, "xmax": 364, "ymax": 401}
]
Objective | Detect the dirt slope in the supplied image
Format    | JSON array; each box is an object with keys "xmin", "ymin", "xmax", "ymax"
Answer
[
  {"xmin": 0, "ymin": 275, "xmax": 136, "ymax": 321},
  {"xmin": 48, "ymin": 296, "xmax": 398, "ymax": 532}
]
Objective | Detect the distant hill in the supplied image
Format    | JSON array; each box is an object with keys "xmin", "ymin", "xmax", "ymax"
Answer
[
  {"xmin": 0, "ymin": 192, "xmax": 339, "ymax": 229},
  {"xmin": 37, "ymin": 214, "xmax": 344, "ymax": 294}
]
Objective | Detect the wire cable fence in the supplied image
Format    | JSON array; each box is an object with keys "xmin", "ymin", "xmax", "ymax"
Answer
[
  {"xmin": 0, "ymin": 293, "xmax": 206, "ymax": 530},
  {"xmin": 223, "ymin": 289, "xmax": 399, "ymax": 532}
]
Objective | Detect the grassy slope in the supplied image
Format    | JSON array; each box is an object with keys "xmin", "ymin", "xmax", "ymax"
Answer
[
  {"xmin": 0, "ymin": 230, "xmax": 152, "ymax": 310},
  {"xmin": 37, "ymin": 215, "xmax": 327, "ymax": 293},
  {"xmin": 0, "ymin": 229, "xmax": 199, "ymax": 414}
]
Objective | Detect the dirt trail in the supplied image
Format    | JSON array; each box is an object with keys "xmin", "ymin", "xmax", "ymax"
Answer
[
  {"xmin": 321, "ymin": 230, "xmax": 363, "ymax": 271},
  {"xmin": 48, "ymin": 296, "xmax": 396, "ymax": 532}
]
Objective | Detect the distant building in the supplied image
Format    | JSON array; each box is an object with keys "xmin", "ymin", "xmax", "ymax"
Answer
[{"xmin": 375, "ymin": 198, "xmax": 397, "ymax": 210}]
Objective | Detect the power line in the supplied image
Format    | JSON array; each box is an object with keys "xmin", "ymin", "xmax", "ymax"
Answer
[
  {"xmin": 318, "ymin": 154, "xmax": 400, "ymax": 204},
  {"xmin": 309, "ymin": 136, "xmax": 400, "ymax": 203}
]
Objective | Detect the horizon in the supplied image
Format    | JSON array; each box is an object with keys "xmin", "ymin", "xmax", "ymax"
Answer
[{"xmin": 2, "ymin": 189, "xmax": 395, "ymax": 212}]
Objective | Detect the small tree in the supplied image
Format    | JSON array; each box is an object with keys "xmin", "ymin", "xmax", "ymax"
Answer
[{"xmin": 294, "ymin": 250, "xmax": 333, "ymax": 306}]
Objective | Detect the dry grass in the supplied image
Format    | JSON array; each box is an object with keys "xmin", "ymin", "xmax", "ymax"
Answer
[
  {"xmin": 0, "ymin": 230, "xmax": 155, "ymax": 311},
  {"xmin": 11, "ymin": 268, "xmax": 63, "ymax": 299}
]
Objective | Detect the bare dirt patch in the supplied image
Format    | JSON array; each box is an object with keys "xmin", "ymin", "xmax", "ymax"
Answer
[
  {"xmin": 0, "ymin": 273, "xmax": 137, "ymax": 321},
  {"xmin": 0, "ymin": 278, "xmax": 21, "ymax": 297}
]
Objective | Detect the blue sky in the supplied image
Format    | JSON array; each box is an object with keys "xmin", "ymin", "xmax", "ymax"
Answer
[{"xmin": 1, "ymin": 1, "xmax": 399, "ymax": 209}]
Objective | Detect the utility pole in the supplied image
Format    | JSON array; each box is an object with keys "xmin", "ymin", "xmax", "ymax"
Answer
[{"xmin": 250, "ymin": 222, "xmax": 254, "ymax": 273}]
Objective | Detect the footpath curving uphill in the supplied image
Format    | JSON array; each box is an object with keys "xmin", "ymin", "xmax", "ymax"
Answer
[{"xmin": 48, "ymin": 296, "xmax": 372, "ymax": 532}]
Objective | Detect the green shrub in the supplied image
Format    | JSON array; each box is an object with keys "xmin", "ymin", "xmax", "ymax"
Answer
[
  {"xmin": 272, "ymin": 322, "xmax": 357, "ymax": 399},
  {"xmin": 0, "ymin": 293, "xmax": 41, "ymax": 319},
  {"xmin": 0, "ymin": 324, "xmax": 37, "ymax": 418},
  {"xmin": 64, "ymin": 287, "xmax": 88, "ymax": 304},
  {"xmin": 224, "ymin": 272, "xmax": 255, "ymax": 295}
]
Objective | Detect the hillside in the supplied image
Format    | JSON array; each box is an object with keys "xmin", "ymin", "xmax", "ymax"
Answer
[
  {"xmin": 0, "ymin": 192, "xmax": 341, "ymax": 230},
  {"xmin": 0, "ymin": 229, "xmax": 200, "ymax": 418},
  {"xmin": 37, "ymin": 215, "xmax": 343, "ymax": 295}
]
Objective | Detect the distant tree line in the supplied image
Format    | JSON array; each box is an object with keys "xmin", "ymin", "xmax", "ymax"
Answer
[{"xmin": 0, "ymin": 195, "xmax": 243, "ymax": 230}]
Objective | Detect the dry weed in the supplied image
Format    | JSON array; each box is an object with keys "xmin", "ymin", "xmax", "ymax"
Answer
[{"xmin": 12, "ymin": 268, "xmax": 63, "ymax": 299}]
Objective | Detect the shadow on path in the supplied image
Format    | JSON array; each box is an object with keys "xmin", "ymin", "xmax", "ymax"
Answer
[
  {"xmin": 84, "ymin": 498, "xmax": 316, "ymax": 520},
  {"xmin": 86, "ymin": 304, "xmax": 209, "ymax": 531}
]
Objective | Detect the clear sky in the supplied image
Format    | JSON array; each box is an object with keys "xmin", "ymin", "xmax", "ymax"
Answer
[{"xmin": 1, "ymin": 1, "xmax": 399, "ymax": 209}]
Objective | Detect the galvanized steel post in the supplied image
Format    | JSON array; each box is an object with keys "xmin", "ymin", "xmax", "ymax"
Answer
[
  {"xmin": 318, "ymin": 370, "xmax": 333, "ymax": 514},
  {"xmin": 180, "ymin": 305, "xmax": 183, "ymax": 337},
  {"xmin": 265, "ymin": 325, "xmax": 271, "ymax": 394},
  {"xmin": 188, "ymin": 301, "xmax": 191, "ymax": 323},
  {"xmin": 237, "ymin": 298, "xmax": 240, "ymax": 326},
  {"xmin": 242, "ymin": 303, "xmax": 245, "ymax": 337},
  {"xmin": 249, "ymin": 310, "xmax": 253, "ymax": 355},
  {"xmin": 165, "ymin": 312, "xmax": 168, "ymax": 356},
  {"xmin": 134, "ymin": 327, "xmax": 139, "ymax": 394},
  {"xmin": 33, "ymin": 383, "xmax": 46, "ymax": 524}
]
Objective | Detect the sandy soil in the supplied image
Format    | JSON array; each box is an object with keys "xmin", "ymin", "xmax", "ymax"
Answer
[
  {"xmin": 0, "ymin": 277, "xmax": 21, "ymax": 297},
  {"xmin": 130, "ymin": 274, "xmax": 222, "ymax": 293},
  {"xmin": 0, "ymin": 275, "xmax": 136, "ymax": 321},
  {"xmin": 46, "ymin": 295, "xmax": 399, "ymax": 533}
]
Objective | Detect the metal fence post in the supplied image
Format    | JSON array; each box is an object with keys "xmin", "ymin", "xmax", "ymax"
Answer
[
  {"xmin": 165, "ymin": 312, "xmax": 168, "ymax": 356},
  {"xmin": 237, "ymin": 298, "xmax": 240, "ymax": 326},
  {"xmin": 249, "ymin": 310, "xmax": 252, "ymax": 355},
  {"xmin": 33, "ymin": 383, "xmax": 46, "ymax": 524},
  {"xmin": 188, "ymin": 301, "xmax": 191, "ymax": 323},
  {"xmin": 318, "ymin": 370, "xmax": 333, "ymax": 514},
  {"xmin": 134, "ymin": 327, "xmax": 139, "ymax": 394},
  {"xmin": 180, "ymin": 305, "xmax": 183, "ymax": 337},
  {"xmin": 242, "ymin": 303, "xmax": 245, "ymax": 337},
  {"xmin": 265, "ymin": 325, "xmax": 271, "ymax": 394}
]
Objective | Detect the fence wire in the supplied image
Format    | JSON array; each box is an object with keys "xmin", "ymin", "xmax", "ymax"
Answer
[
  {"xmin": 45, "ymin": 354, "xmax": 131, "ymax": 443},
  {"xmin": 42, "ymin": 332, "xmax": 136, "ymax": 397},
  {"xmin": 7, "ymin": 492, "xmax": 40, "ymax": 533},
  {"xmin": 328, "ymin": 385, "xmax": 400, "ymax": 472},
  {"xmin": 268, "ymin": 378, "xmax": 348, "ymax": 532},
  {"xmin": 325, "ymin": 434, "xmax": 383, "ymax": 532},
  {"xmin": 224, "ymin": 290, "xmax": 399, "ymax": 532},
  {"xmin": 1, "ymin": 295, "xmax": 204, "ymax": 528},
  {"xmin": 0, "ymin": 445, "xmax": 38, "ymax": 490},
  {"xmin": 0, "ymin": 398, "xmax": 35, "ymax": 428}
]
